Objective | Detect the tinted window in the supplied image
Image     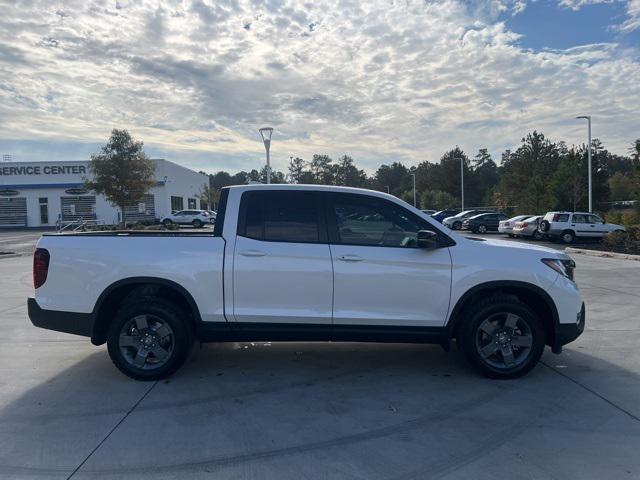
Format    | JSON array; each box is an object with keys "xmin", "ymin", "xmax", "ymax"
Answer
[
  {"xmin": 239, "ymin": 191, "xmax": 321, "ymax": 243},
  {"xmin": 589, "ymin": 215, "xmax": 603, "ymax": 223},
  {"xmin": 330, "ymin": 193, "xmax": 435, "ymax": 248},
  {"xmin": 573, "ymin": 214, "xmax": 588, "ymax": 223}
]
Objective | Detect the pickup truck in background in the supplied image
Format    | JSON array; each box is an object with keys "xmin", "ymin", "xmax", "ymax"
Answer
[{"xmin": 29, "ymin": 185, "xmax": 585, "ymax": 380}]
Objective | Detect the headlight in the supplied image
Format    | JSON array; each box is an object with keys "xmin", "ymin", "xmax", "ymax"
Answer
[{"xmin": 542, "ymin": 258, "xmax": 576, "ymax": 281}]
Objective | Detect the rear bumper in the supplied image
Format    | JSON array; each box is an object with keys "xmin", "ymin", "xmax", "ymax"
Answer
[
  {"xmin": 28, "ymin": 297, "xmax": 93, "ymax": 337},
  {"xmin": 554, "ymin": 302, "xmax": 585, "ymax": 351}
]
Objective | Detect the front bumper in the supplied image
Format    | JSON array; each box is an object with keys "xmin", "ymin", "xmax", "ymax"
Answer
[
  {"xmin": 553, "ymin": 302, "xmax": 585, "ymax": 352},
  {"xmin": 28, "ymin": 297, "xmax": 93, "ymax": 337}
]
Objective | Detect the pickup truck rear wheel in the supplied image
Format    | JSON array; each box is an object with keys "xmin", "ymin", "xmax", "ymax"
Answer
[
  {"xmin": 458, "ymin": 296, "xmax": 545, "ymax": 379},
  {"xmin": 107, "ymin": 299, "xmax": 193, "ymax": 381}
]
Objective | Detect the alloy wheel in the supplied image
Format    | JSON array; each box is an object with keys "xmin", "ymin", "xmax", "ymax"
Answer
[
  {"xmin": 475, "ymin": 312, "xmax": 533, "ymax": 370},
  {"xmin": 118, "ymin": 314, "xmax": 174, "ymax": 370}
]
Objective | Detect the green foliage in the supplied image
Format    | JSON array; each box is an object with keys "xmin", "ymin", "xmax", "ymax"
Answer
[
  {"xmin": 420, "ymin": 190, "xmax": 456, "ymax": 210},
  {"xmin": 85, "ymin": 129, "xmax": 155, "ymax": 227}
]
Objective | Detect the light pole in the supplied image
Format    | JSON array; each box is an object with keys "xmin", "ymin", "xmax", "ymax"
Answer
[
  {"xmin": 410, "ymin": 173, "xmax": 417, "ymax": 207},
  {"xmin": 454, "ymin": 157, "xmax": 464, "ymax": 211},
  {"xmin": 258, "ymin": 127, "xmax": 273, "ymax": 184},
  {"xmin": 576, "ymin": 116, "xmax": 592, "ymax": 213}
]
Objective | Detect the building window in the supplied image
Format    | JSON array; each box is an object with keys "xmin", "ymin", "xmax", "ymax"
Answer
[
  {"xmin": 39, "ymin": 197, "xmax": 48, "ymax": 204},
  {"xmin": 188, "ymin": 198, "xmax": 197, "ymax": 209},
  {"xmin": 171, "ymin": 196, "xmax": 183, "ymax": 213}
]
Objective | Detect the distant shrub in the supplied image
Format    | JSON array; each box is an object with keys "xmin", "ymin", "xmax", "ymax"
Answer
[{"xmin": 603, "ymin": 226, "xmax": 640, "ymax": 254}]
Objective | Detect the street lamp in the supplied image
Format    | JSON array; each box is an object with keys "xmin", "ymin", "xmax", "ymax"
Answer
[
  {"xmin": 258, "ymin": 127, "xmax": 273, "ymax": 184},
  {"xmin": 576, "ymin": 116, "xmax": 592, "ymax": 213},
  {"xmin": 454, "ymin": 157, "xmax": 464, "ymax": 211},
  {"xmin": 410, "ymin": 173, "xmax": 417, "ymax": 207}
]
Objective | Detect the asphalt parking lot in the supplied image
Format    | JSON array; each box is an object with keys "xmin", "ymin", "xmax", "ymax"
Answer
[{"xmin": 1, "ymin": 231, "xmax": 639, "ymax": 479}]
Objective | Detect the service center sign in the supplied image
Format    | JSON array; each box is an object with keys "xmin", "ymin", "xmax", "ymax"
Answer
[{"xmin": 0, "ymin": 164, "xmax": 87, "ymax": 176}]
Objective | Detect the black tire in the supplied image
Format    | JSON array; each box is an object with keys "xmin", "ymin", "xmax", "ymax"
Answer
[
  {"xmin": 532, "ymin": 230, "xmax": 543, "ymax": 240},
  {"xmin": 453, "ymin": 221, "xmax": 462, "ymax": 230},
  {"xmin": 458, "ymin": 295, "xmax": 545, "ymax": 379},
  {"xmin": 107, "ymin": 298, "xmax": 193, "ymax": 381},
  {"xmin": 508, "ymin": 234, "xmax": 514, "ymax": 238},
  {"xmin": 561, "ymin": 230, "xmax": 575, "ymax": 244},
  {"xmin": 539, "ymin": 220, "xmax": 550, "ymax": 233},
  {"xmin": 192, "ymin": 219, "xmax": 203, "ymax": 228},
  {"xmin": 162, "ymin": 219, "xmax": 172, "ymax": 226},
  {"xmin": 477, "ymin": 225, "xmax": 487, "ymax": 234}
]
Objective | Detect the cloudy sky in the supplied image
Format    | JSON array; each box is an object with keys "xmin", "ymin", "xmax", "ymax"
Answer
[{"xmin": 0, "ymin": 0, "xmax": 639, "ymax": 174}]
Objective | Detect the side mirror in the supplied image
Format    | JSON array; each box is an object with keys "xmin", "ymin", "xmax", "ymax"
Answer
[{"xmin": 417, "ymin": 230, "xmax": 439, "ymax": 249}]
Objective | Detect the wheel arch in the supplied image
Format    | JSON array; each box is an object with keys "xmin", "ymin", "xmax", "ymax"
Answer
[
  {"xmin": 446, "ymin": 281, "xmax": 559, "ymax": 347},
  {"xmin": 90, "ymin": 277, "xmax": 202, "ymax": 346}
]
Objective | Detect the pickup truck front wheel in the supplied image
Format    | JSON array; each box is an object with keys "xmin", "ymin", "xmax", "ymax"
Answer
[
  {"xmin": 458, "ymin": 296, "xmax": 545, "ymax": 379},
  {"xmin": 107, "ymin": 299, "xmax": 193, "ymax": 381}
]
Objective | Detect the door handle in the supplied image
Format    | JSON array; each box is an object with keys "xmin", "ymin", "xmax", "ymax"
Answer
[
  {"xmin": 337, "ymin": 254, "xmax": 364, "ymax": 262},
  {"xmin": 239, "ymin": 249, "xmax": 266, "ymax": 257}
]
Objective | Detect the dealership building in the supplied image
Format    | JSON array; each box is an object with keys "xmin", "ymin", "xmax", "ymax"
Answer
[{"xmin": 0, "ymin": 159, "xmax": 209, "ymax": 228}]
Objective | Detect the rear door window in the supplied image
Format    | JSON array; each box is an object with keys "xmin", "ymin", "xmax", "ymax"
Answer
[{"xmin": 238, "ymin": 190, "xmax": 324, "ymax": 243}]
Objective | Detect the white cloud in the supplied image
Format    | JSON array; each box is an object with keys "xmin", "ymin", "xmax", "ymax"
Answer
[{"xmin": 0, "ymin": 0, "xmax": 638, "ymax": 174}]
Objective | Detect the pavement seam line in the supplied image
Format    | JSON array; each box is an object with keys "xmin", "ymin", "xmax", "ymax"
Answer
[
  {"xmin": 66, "ymin": 381, "xmax": 158, "ymax": 479},
  {"xmin": 541, "ymin": 361, "xmax": 640, "ymax": 422}
]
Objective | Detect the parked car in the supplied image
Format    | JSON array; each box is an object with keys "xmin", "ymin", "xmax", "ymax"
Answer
[
  {"xmin": 29, "ymin": 185, "xmax": 584, "ymax": 381},
  {"xmin": 462, "ymin": 212, "xmax": 509, "ymax": 233},
  {"xmin": 421, "ymin": 209, "xmax": 437, "ymax": 215},
  {"xmin": 443, "ymin": 209, "xmax": 493, "ymax": 230},
  {"xmin": 513, "ymin": 216, "xmax": 543, "ymax": 240},
  {"xmin": 160, "ymin": 210, "xmax": 213, "ymax": 228},
  {"xmin": 539, "ymin": 212, "xmax": 625, "ymax": 244},
  {"xmin": 431, "ymin": 208, "xmax": 460, "ymax": 223},
  {"xmin": 498, "ymin": 215, "xmax": 533, "ymax": 236}
]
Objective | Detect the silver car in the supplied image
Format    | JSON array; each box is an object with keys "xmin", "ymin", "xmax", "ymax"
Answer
[
  {"xmin": 498, "ymin": 215, "xmax": 533, "ymax": 236},
  {"xmin": 513, "ymin": 215, "xmax": 543, "ymax": 239}
]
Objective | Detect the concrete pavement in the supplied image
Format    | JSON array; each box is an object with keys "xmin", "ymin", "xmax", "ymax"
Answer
[{"xmin": 1, "ymin": 249, "xmax": 639, "ymax": 479}]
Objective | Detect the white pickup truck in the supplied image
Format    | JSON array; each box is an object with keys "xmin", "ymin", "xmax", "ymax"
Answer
[{"xmin": 29, "ymin": 185, "xmax": 585, "ymax": 380}]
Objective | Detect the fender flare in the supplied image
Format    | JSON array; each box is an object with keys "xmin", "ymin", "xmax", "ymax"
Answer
[
  {"xmin": 445, "ymin": 280, "xmax": 560, "ymax": 338},
  {"xmin": 90, "ymin": 276, "xmax": 203, "ymax": 345}
]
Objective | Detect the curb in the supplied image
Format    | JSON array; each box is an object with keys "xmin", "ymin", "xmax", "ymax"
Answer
[{"xmin": 566, "ymin": 247, "xmax": 640, "ymax": 262}]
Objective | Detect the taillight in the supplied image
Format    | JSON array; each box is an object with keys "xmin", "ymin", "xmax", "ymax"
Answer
[{"xmin": 33, "ymin": 248, "xmax": 50, "ymax": 289}]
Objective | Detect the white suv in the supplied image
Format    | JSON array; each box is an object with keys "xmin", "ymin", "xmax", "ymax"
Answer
[
  {"xmin": 539, "ymin": 212, "xmax": 625, "ymax": 244},
  {"xmin": 160, "ymin": 210, "xmax": 213, "ymax": 228}
]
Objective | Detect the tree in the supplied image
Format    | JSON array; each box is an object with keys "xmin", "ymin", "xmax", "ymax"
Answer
[
  {"xmin": 85, "ymin": 129, "xmax": 155, "ymax": 228},
  {"xmin": 333, "ymin": 155, "xmax": 368, "ymax": 187},
  {"xmin": 310, "ymin": 154, "xmax": 334, "ymax": 184},
  {"xmin": 609, "ymin": 172, "xmax": 640, "ymax": 201},
  {"xmin": 373, "ymin": 162, "xmax": 409, "ymax": 196},
  {"xmin": 496, "ymin": 131, "xmax": 559, "ymax": 213},
  {"xmin": 288, "ymin": 157, "xmax": 306, "ymax": 183},
  {"xmin": 629, "ymin": 139, "xmax": 640, "ymax": 168},
  {"xmin": 420, "ymin": 189, "xmax": 456, "ymax": 210}
]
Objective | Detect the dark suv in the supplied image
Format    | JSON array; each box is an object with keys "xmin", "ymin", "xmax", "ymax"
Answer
[{"xmin": 463, "ymin": 212, "xmax": 508, "ymax": 233}]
